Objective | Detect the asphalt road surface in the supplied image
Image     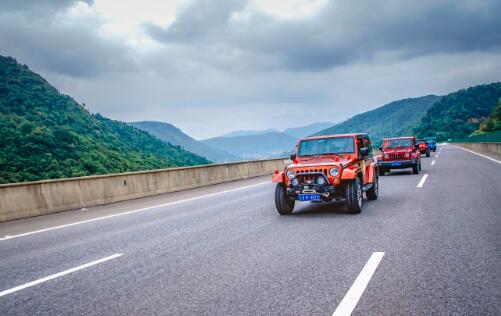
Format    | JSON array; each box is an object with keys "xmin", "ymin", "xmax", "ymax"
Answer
[{"xmin": 0, "ymin": 145, "xmax": 500, "ymax": 315}]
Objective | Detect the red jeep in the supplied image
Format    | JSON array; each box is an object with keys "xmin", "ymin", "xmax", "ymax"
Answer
[
  {"xmin": 377, "ymin": 136, "xmax": 422, "ymax": 175},
  {"xmin": 272, "ymin": 133, "xmax": 379, "ymax": 215},
  {"xmin": 416, "ymin": 139, "xmax": 431, "ymax": 157}
]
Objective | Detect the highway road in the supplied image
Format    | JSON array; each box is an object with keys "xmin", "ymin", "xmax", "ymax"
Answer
[{"xmin": 0, "ymin": 145, "xmax": 500, "ymax": 315}]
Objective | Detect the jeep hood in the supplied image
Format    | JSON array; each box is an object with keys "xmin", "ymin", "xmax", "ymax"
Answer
[
  {"xmin": 289, "ymin": 155, "xmax": 352, "ymax": 168},
  {"xmin": 383, "ymin": 148, "xmax": 413, "ymax": 153}
]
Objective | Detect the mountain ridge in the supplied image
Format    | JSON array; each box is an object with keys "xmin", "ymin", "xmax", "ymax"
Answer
[
  {"xmin": 313, "ymin": 95, "xmax": 441, "ymax": 144},
  {"xmin": 129, "ymin": 121, "xmax": 239, "ymax": 162},
  {"xmin": 202, "ymin": 131, "xmax": 297, "ymax": 159}
]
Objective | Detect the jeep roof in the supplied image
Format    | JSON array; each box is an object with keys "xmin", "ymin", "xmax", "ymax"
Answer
[
  {"xmin": 300, "ymin": 133, "xmax": 368, "ymax": 141},
  {"xmin": 383, "ymin": 136, "xmax": 414, "ymax": 140}
]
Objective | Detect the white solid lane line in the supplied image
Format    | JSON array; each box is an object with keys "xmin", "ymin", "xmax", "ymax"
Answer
[
  {"xmin": 332, "ymin": 252, "xmax": 385, "ymax": 316},
  {"xmin": 431, "ymin": 160, "xmax": 436, "ymax": 166},
  {"xmin": 0, "ymin": 181, "xmax": 270, "ymax": 242},
  {"xmin": 417, "ymin": 174, "xmax": 428, "ymax": 188},
  {"xmin": 455, "ymin": 146, "xmax": 501, "ymax": 165},
  {"xmin": 0, "ymin": 254, "xmax": 123, "ymax": 298}
]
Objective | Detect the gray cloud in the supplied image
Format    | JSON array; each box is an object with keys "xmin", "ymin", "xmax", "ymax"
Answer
[
  {"xmin": 0, "ymin": 0, "xmax": 93, "ymax": 13},
  {"xmin": 146, "ymin": 0, "xmax": 501, "ymax": 71},
  {"xmin": 0, "ymin": 0, "xmax": 131, "ymax": 78},
  {"xmin": 1, "ymin": 0, "xmax": 500, "ymax": 138}
]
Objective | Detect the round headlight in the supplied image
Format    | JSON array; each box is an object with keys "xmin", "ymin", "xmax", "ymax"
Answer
[
  {"xmin": 316, "ymin": 176, "xmax": 326, "ymax": 186},
  {"xmin": 286, "ymin": 170, "xmax": 295, "ymax": 179},
  {"xmin": 291, "ymin": 178, "xmax": 299, "ymax": 186},
  {"xmin": 329, "ymin": 167, "xmax": 339, "ymax": 177}
]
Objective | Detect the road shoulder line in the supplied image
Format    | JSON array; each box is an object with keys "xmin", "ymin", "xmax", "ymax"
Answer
[
  {"xmin": 0, "ymin": 181, "xmax": 269, "ymax": 242},
  {"xmin": 455, "ymin": 145, "xmax": 501, "ymax": 165}
]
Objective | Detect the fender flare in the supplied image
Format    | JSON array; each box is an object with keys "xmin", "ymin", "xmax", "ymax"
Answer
[
  {"xmin": 272, "ymin": 171, "xmax": 285, "ymax": 183},
  {"xmin": 341, "ymin": 168, "xmax": 359, "ymax": 180}
]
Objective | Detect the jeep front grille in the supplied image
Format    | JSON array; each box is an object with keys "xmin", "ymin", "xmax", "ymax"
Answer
[
  {"xmin": 388, "ymin": 153, "xmax": 406, "ymax": 161},
  {"xmin": 294, "ymin": 170, "xmax": 328, "ymax": 186},
  {"xmin": 296, "ymin": 169, "xmax": 328, "ymax": 175}
]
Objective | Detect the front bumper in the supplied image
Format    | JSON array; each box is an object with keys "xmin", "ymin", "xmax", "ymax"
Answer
[
  {"xmin": 286, "ymin": 184, "xmax": 336, "ymax": 200},
  {"xmin": 378, "ymin": 159, "xmax": 417, "ymax": 169}
]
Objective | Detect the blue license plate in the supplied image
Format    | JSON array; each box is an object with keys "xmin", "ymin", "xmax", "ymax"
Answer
[
  {"xmin": 298, "ymin": 194, "xmax": 321, "ymax": 201},
  {"xmin": 391, "ymin": 162, "xmax": 402, "ymax": 166}
]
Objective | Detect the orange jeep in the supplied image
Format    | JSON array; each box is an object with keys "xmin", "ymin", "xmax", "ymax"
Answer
[{"xmin": 272, "ymin": 133, "xmax": 379, "ymax": 215}]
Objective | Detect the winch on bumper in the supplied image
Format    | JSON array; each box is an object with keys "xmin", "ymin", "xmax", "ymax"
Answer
[{"xmin": 286, "ymin": 172, "xmax": 335, "ymax": 200}]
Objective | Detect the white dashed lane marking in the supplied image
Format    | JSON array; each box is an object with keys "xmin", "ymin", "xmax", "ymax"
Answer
[{"xmin": 417, "ymin": 174, "xmax": 428, "ymax": 188}]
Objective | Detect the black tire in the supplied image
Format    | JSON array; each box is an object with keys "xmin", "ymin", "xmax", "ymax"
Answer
[
  {"xmin": 275, "ymin": 183, "xmax": 295, "ymax": 215},
  {"xmin": 412, "ymin": 161, "xmax": 420, "ymax": 174},
  {"xmin": 426, "ymin": 149, "xmax": 430, "ymax": 157},
  {"xmin": 366, "ymin": 174, "xmax": 379, "ymax": 201},
  {"xmin": 345, "ymin": 177, "xmax": 363, "ymax": 214},
  {"xmin": 378, "ymin": 167, "xmax": 386, "ymax": 176}
]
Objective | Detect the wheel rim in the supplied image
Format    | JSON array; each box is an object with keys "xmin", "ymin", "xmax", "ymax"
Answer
[
  {"xmin": 357, "ymin": 182, "xmax": 362, "ymax": 206},
  {"xmin": 374, "ymin": 178, "xmax": 379, "ymax": 195}
]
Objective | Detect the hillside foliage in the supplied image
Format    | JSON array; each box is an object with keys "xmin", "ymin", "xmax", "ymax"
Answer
[
  {"xmin": 413, "ymin": 83, "xmax": 501, "ymax": 141},
  {"xmin": 0, "ymin": 56, "xmax": 209, "ymax": 184},
  {"xmin": 481, "ymin": 98, "xmax": 501, "ymax": 132}
]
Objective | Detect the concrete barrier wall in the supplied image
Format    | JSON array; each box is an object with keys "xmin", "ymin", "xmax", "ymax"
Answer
[
  {"xmin": 0, "ymin": 159, "xmax": 286, "ymax": 222},
  {"xmin": 455, "ymin": 142, "xmax": 501, "ymax": 160}
]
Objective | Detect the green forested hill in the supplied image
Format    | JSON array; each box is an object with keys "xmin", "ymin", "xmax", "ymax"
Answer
[
  {"xmin": 313, "ymin": 95, "xmax": 440, "ymax": 144},
  {"xmin": 413, "ymin": 83, "xmax": 501, "ymax": 141},
  {"xmin": 0, "ymin": 56, "xmax": 209, "ymax": 184}
]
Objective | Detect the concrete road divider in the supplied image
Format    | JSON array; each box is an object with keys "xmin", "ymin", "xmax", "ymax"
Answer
[
  {"xmin": 455, "ymin": 142, "xmax": 501, "ymax": 160},
  {"xmin": 0, "ymin": 159, "xmax": 285, "ymax": 222}
]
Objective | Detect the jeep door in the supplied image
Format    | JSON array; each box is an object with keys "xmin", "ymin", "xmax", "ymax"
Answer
[{"xmin": 359, "ymin": 135, "xmax": 373, "ymax": 184}]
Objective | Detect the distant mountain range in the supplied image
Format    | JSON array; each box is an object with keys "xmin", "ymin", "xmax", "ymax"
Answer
[
  {"xmin": 313, "ymin": 95, "xmax": 441, "ymax": 144},
  {"xmin": 202, "ymin": 132, "xmax": 298, "ymax": 159},
  {"xmin": 129, "ymin": 121, "xmax": 238, "ymax": 162},
  {"xmin": 219, "ymin": 128, "xmax": 279, "ymax": 138},
  {"xmin": 200, "ymin": 121, "xmax": 336, "ymax": 159},
  {"xmin": 283, "ymin": 122, "xmax": 335, "ymax": 138},
  {"xmin": 0, "ymin": 56, "xmax": 209, "ymax": 184},
  {"xmin": 217, "ymin": 122, "xmax": 336, "ymax": 139}
]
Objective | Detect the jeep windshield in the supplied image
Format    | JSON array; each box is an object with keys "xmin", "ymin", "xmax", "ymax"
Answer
[
  {"xmin": 298, "ymin": 137, "xmax": 354, "ymax": 156},
  {"xmin": 383, "ymin": 138, "xmax": 413, "ymax": 148}
]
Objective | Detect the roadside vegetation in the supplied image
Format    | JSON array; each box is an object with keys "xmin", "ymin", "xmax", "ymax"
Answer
[{"xmin": 0, "ymin": 56, "xmax": 209, "ymax": 184}]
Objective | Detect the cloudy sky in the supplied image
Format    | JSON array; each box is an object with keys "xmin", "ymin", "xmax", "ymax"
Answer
[{"xmin": 1, "ymin": 0, "xmax": 501, "ymax": 139}]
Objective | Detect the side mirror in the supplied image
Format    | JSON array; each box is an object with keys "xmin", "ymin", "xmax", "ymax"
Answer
[
  {"xmin": 378, "ymin": 146, "xmax": 383, "ymax": 151},
  {"xmin": 290, "ymin": 153, "xmax": 296, "ymax": 160},
  {"xmin": 359, "ymin": 148, "xmax": 369, "ymax": 156}
]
